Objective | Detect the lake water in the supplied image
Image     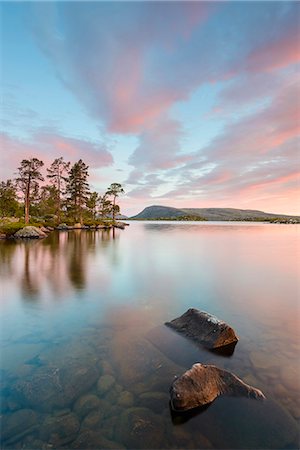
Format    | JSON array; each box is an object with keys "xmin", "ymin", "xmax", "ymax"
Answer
[{"xmin": 0, "ymin": 221, "xmax": 299, "ymax": 449}]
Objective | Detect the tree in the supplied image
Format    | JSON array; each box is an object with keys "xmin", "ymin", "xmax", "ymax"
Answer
[
  {"xmin": 86, "ymin": 191, "xmax": 99, "ymax": 220},
  {"xmin": 37, "ymin": 185, "xmax": 59, "ymax": 217},
  {"xmin": 65, "ymin": 159, "xmax": 90, "ymax": 224},
  {"xmin": 0, "ymin": 179, "xmax": 20, "ymax": 217},
  {"xmin": 106, "ymin": 183, "xmax": 124, "ymax": 221},
  {"xmin": 98, "ymin": 194, "xmax": 112, "ymax": 219},
  {"xmin": 16, "ymin": 158, "xmax": 44, "ymax": 223},
  {"xmin": 47, "ymin": 157, "xmax": 70, "ymax": 222}
]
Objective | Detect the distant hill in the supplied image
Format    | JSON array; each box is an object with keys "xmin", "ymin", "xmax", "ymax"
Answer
[{"xmin": 130, "ymin": 205, "xmax": 300, "ymax": 222}]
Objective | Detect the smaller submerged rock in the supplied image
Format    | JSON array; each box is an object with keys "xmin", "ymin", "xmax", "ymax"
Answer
[
  {"xmin": 97, "ymin": 374, "xmax": 115, "ymax": 395},
  {"xmin": 165, "ymin": 308, "xmax": 238, "ymax": 349},
  {"xmin": 170, "ymin": 363, "xmax": 265, "ymax": 411},
  {"xmin": 73, "ymin": 394, "xmax": 100, "ymax": 418}
]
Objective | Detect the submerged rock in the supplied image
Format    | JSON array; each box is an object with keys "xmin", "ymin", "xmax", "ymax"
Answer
[
  {"xmin": 111, "ymin": 331, "xmax": 183, "ymax": 391},
  {"xmin": 14, "ymin": 361, "xmax": 99, "ymax": 412},
  {"xmin": 170, "ymin": 363, "xmax": 265, "ymax": 411},
  {"xmin": 73, "ymin": 394, "xmax": 100, "ymax": 418},
  {"xmin": 117, "ymin": 407, "xmax": 164, "ymax": 449},
  {"xmin": 97, "ymin": 374, "xmax": 115, "ymax": 395},
  {"xmin": 118, "ymin": 390, "xmax": 134, "ymax": 407},
  {"xmin": 39, "ymin": 412, "xmax": 80, "ymax": 446},
  {"xmin": 166, "ymin": 308, "xmax": 238, "ymax": 349},
  {"xmin": 81, "ymin": 410, "xmax": 104, "ymax": 430},
  {"xmin": 14, "ymin": 226, "xmax": 47, "ymax": 239},
  {"xmin": 1, "ymin": 409, "xmax": 38, "ymax": 443},
  {"xmin": 72, "ymin": 430, "xmax": 125, "ymax": 449},
  {"xmin": 139, "ymin": 391, "xmax": 169, "ymax": 413}
]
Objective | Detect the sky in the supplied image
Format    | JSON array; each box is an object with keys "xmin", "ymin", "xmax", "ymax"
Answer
[{"xmin": 1, "ymin": 1, "xmax": 299, "ymax": 216}]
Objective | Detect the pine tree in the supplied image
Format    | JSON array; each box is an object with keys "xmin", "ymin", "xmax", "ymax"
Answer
[
  {"xmin": 47, "ymin": 157, "xmax": 70, "ymax": 222},
  {"xmin": 0, "ymin": 179, "xmax": 20, "ymax": 217},
  {"xmin": 16, "ymin": 158, "xmax": 44, "ymax": 223},
  {"xmin": 86, "ymin": 191, "xmax": 99, "ymax": 220},
  {"xmin": 66, "ymin": 159, "xmax": 90, "ymax": 224},
  {"xmin": 98, "ymin": 194, "xmax": 112, "ymax": 219},
  {"xmin": 38, "ymin": 185, "xmax": 59, "ymax": 217},
  {"xmin": 106, "ymin": 183, "xmax": 124, "ymax": 221}
]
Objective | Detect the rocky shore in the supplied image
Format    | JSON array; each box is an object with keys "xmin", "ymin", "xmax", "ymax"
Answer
[{"xmin": 0, "ymin": 222, "xmax": 129, "ymax": 240}]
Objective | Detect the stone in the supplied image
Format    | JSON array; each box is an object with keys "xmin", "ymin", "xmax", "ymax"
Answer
[
  {"xmin": 118, "ymin": 390, "xmax": 134, "ymax": 407},
  {"xmin": 14, "ymin": 361, "xmax": 99, "ymax": 413},
  {"xmin": 40, "ymin": 226, "xmax": 51, "ymax": 233},
  {"xmin": 81, "ymin": 410, "xmax": 104, "ymax": 430},
  {"xmin": 104, "ymin": 388, "xmax": 120, "ymax": 405},
  {"xmin": 114, "ymin": 383, "xmax": 123, "ymax": 394},
  {"xmin": 14, "ymin": 226, "xmax": 46, "ymax": 239},
  {"xmin": 111, "ymin": 331, "xmax": 183, "ymax": 390},
  {"xmin": 73, "ymin": 394, "xmax": 100, "ymax": 418},
  {"xmin": 72, "ymin": 430, "xmax": 125, "ymax": 449},
  {"xmin": 101, "ymin": 361, "xmax": 115, "ymax": 375},
  {"xmin": 170, "ymin": 363, "xmax": 265, "ymax": 411},
  {"xmin": 113, "ymin": 222, "xmax": 125, "ymax": 229},
  {"xmin": 171, "ymin": 427, "xmax": 213, "ymax": 449},
  {"xmin": 166, "ymin": 308, "xmax": 238, "ymax": 349},
  {"xmin": 56, "ymin": 223, "xmax": 68, "ymax": 230},
  {"xmin": 0, "ymin": 233, "xmax": 6, "ymax": 239},
  {"xmin": 39, "ymin": 412, "xmax": 80, "ymax": 446},
  {"xmin": 106, "ymin": 405, "xmax": 123, "ymax": 418},
  {"xmin": 117, "ymin": 407, "xmax": 164, "ymax": 449},
  {"xmin": 97, "ymin": 374, "xmax": 115, "ymax": 394},
  {"xmin": 1, "ymin": 409, "xmax": 37, "ymax": 443},
  {"xmin": 73, "ymin": 223, "xmax": 83, "ymax": 229},
  {"xmin": 139, "ymin": 391, "xmax": 169, "ymax": 413}
]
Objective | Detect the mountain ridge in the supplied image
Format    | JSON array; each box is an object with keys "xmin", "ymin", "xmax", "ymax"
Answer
[{"xmin": 130, "ymin": 205, "xmax": 300, "ymax": 222}]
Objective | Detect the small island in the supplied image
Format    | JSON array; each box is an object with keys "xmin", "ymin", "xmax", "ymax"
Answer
[{"xmin": 0, "ymin": 157, "xmax": 126, "ymax": 239}]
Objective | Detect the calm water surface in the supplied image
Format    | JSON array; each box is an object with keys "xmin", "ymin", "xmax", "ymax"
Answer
[{"xmin": 0, "ymin": 221, "xmax": 299, "ymax": 449}]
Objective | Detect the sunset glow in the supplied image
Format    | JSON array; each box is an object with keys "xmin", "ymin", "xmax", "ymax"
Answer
[{"xmin": 1, "ymin": 1, "xmax": 299, "ymax": 216}]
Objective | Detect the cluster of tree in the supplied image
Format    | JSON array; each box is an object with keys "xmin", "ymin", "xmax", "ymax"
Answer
[{"xmin": 0, "ymin": 157, "xmax": 124, "ymax": 224}]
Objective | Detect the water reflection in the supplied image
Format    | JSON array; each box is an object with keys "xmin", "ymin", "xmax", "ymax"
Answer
[
  {"xmin": 21, "ymin": 242, "xmax": 41, "ymax": 299},
  {"xmin": 0, "ymin": 229, "xmax": 122, "ymax": 301},
  {"xmin": 0, "ymin": 223, "xmax": 299, "ymax": 449}
]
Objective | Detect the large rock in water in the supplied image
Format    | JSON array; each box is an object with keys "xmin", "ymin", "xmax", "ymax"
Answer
[
  {"xmin": 165, "ymin": 308, "xmax": 238, "ymax": 349},
  {"xmin": 170, "ymin": 363, "xmax": 265, "ymax": 411},
  {"xmin": 14, "ymin": 226, "xmax": 47, "ymax": 239}
]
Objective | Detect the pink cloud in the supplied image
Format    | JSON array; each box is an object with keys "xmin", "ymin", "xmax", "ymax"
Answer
[
  {"xmin": 0, "ymin": 131, "xmax": 113, "ymax": 181},
  {"xmin": 128, "ymin": 116, "xmax": 194, "ymax": 171},
  {"xmin": 246, "ymin": 27, "xmax": 300, "ymax": 73}
]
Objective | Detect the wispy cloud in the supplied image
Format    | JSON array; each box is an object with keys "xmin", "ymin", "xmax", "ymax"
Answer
[
  {"xmin": 2, "ymin": 1, "xmax": 299, "ymax": 215},
  {"xmin": 0, "ymin": 131, "xmax": 113, "ymax": 180}
]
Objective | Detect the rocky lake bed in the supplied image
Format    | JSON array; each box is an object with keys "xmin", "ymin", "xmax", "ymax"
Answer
[
  {"xmin": 1, "ymin": 321, "xmax": 299, "ymax": 450},
  {"xmin": 0, "ymin": 223, "xmax": 299, "ymax": 449}
]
